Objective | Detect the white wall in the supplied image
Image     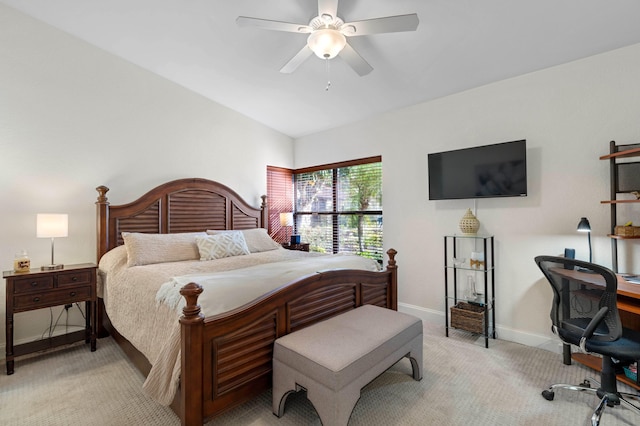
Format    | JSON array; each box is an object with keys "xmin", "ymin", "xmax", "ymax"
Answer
[
  {"xmin": 0, "ymin": 5, "xmax": 293, "ymax": 350},
  {"xmin": 294, "ymin": 43, "xmax": 640, "ymax": 350}
]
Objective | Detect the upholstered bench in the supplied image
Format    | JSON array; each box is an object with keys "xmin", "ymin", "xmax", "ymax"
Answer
[{"xmin": 272, "ymin": 304, "xmax": 423, "ymax": 425}]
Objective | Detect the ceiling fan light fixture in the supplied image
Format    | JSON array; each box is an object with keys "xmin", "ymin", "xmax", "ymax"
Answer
[
  {"xmin": 237, "ymin": 2, "xmax": 419, "ymax": 76},
  {"xmin": 307, "ymin": 29, "xmax": 346, "ymax": 59}
]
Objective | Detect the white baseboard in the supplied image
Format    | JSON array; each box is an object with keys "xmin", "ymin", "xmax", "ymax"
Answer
[{"xmin": 398, "ymin": 302, "xmax": 561, "ymax": 354}]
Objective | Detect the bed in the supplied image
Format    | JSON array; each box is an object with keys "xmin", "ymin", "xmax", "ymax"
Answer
[{"xmin": 95, "ymin": 177, "xmax": 398, "ymax": 426}]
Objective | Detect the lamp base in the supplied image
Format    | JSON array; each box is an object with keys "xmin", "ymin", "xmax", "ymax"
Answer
[{"xmin": 41, "ymin": 264, "xmax": 64, "ymax": 271}]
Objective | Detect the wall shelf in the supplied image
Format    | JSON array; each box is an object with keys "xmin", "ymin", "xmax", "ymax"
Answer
[
  {"xmin": 601, "ymin": 199, "xmax": 640, "ymax": 204},
  {"xmin": 608, "ymin": 234, "xmax": 640, "ymax": 240},
  {"xmin": 600, "ymin": 146, "xmax": 640, "ymax": 160}
]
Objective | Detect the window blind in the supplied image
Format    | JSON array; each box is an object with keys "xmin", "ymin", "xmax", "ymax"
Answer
[
  {"xmin": 266, "ymin": 166, "xmax": 293, "ymax": 242},
  {"xmin": 294, "ymin": 157, "xmax": 383, "ymax": 261}
]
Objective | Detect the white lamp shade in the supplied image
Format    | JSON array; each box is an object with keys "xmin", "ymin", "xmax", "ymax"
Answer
[
  {"xmin": 37, "ymin": 214, "xmax": 68, "ymax": 238},
  {"xmin": 307, "ymin": 29, "xmax": 346, "ymax": 59},
  {"xmin": 280, "ymin": 212, "xmax": 294, "ymax": 227}
]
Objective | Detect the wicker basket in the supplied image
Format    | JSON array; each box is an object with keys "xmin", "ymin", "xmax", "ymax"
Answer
[
  {"xmin": 450, "ymin": 302, "xmax": 485, "ymax": 334},
  {"xmin": 614, "ymin": 226, "xmax": 640, "ymax": 237}
]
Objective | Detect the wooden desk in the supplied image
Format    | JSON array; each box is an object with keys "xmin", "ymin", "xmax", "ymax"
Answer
[{"xmin": 550, "ymin": 268, "xmax": 640, "ymax": 389}]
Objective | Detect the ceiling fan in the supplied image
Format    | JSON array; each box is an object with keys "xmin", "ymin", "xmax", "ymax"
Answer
[{"xmin": 236, "ymin": 0, "xmax": 419, "ymax": 76}]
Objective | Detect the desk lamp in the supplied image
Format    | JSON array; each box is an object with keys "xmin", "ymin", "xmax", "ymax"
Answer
[
  {"xmin": 577, "ymin": 217, "xmax": 592, "ymax": 263},
  {"xmin": 37, "ymin": 213, "xmax": 68, "ymax": 270}
]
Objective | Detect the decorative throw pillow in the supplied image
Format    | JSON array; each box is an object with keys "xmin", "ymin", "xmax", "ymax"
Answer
[
  {"xmin": 122, "ymin": 232, "xmax": 206, "ymax": 267},
  {"xmin": 196, "ymin": 232, "xmax": 250, "ymax": 260},
  {"xmin": 206, "ymin": 228, "xmax": 281, "ymax": 253}
]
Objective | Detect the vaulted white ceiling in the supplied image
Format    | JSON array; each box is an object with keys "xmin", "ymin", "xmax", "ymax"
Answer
[{"xmin": 4, "ymin": 0, "xmax": 640, "ymax": 138}]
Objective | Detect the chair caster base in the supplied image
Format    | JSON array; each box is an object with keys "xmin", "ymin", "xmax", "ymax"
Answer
[{"xmin": 542, "ymin": 389, "xmax": 555, "ymax": 401}]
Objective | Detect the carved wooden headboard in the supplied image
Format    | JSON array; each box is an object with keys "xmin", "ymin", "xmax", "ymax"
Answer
[{"xmin": 95, "ymin": 178, "xmax": 268, "ymax": 261}]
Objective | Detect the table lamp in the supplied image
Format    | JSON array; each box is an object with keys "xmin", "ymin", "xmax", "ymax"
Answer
[
  {"xmin": 37, "ymin": 213, "xmax": 68, "ymax": 270},
  {"xmin": 576, "ymin": 216, "xmax": 592, "ymax": 263},
  {"xmin": 280, "ymin": 212, "xmax": 293, "ymax": 244}
]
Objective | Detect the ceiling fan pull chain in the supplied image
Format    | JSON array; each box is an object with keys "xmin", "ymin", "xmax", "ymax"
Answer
[{"xmin": 325, "ymin": 58, "xmax": 331, "ymax": 91}]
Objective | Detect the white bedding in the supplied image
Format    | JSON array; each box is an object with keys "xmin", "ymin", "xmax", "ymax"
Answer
[{"xmin": 98, "ymin": 245, "xmax": 380, "ymax": 405}]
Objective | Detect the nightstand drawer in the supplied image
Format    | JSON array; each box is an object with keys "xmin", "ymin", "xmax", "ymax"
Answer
[
  {"xmin": 12, "ymin": 276, "xmax": 54, "ymax": 294},
  {"xmin": 57, "ymin": 270, "xmax": 93, "ymax": 287},
  {"xmin": 13, "ymin": 286, "xmax": 92, "ymax": 311}
]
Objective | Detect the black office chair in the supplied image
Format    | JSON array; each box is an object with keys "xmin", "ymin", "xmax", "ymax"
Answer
[{"xmin": 535, "ymin": 255, "xmax": 640, "ymax": 425}]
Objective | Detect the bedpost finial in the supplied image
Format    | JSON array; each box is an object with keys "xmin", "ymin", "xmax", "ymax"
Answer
[
  {"xmin": 96, "ymin": 185, "xmax": 110, "ymax": 204},
  {"xmin": 180, "ymin": 283, "xmax": 204, "ymax": 322},
  {"xmin": 386, "ymin": 248, "xmax": 397, "ymax": 268},
  {"xmin": 261, "ymin": 194, "xmax": 267, "ymax": 208}
]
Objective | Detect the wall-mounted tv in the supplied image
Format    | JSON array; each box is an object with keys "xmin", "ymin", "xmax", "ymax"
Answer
[{"xmin": 428, "ymin": 140, "xmax": 527, "ymax": 200}]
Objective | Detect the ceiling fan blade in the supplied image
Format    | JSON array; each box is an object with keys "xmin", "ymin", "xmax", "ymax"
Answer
[
  {"xmin": 280, "ymin": 45, "xmax": 314, "ymax": 74},
  {"xmin": 342, "ymin": 14, "xmax": 419, "ymax": 36},
  {"xmin": 339, "ymin": 43, "xmax": 373, "ymax": 76},
  {"xmin": 318, "ymin": 0, "xmax": 339, "ymax": 20},
  {"xmin": 236, "ymin": 16, "xmax": 311, "ymax": 33}
]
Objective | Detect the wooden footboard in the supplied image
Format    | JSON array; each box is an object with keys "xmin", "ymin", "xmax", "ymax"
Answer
[{"xmin": 179, "ymin": 249, "xmax": 397, "ymax": 426}]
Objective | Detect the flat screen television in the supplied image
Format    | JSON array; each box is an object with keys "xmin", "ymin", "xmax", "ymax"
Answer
[{"xmin": 428, "ymin": 140, "xmax": 527, "ymax": 200}]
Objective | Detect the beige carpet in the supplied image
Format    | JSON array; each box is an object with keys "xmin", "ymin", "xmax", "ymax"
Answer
[{"xmin": 1, "ymin": 321, "xmax": 639, "ymax": 425}]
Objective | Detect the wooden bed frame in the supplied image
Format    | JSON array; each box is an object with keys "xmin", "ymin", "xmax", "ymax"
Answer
[{"xmin": 95, "ymin": 178, "xmax": 398, "ymax": 426}]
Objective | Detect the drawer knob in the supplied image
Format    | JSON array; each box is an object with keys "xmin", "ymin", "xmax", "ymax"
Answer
[
  {"xmin": 31, "ymin": 282, "xmax": 38, "ymax": 287},
  {"xmin": 70, "ymin": 291, "xmax": 76, "ymax": 297},
  {"xmin": 33, "ymin": 297, "xmax": 40, "ymax": 302},
  {"xmin": 72, "ymin": 277, "xmax": 78, "ymax": 282}
]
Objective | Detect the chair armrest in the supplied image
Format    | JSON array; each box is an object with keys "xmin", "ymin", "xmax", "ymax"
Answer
[{"xmin": 579, "ymin": 306, "xmax": 609, "ymax": 353}]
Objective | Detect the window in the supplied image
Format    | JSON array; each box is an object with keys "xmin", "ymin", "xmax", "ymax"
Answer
[{"xmin": 268, "ymin": 156, "xmax": 382, "ymax": 261}]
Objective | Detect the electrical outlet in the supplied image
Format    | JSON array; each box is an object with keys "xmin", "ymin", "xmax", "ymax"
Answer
[{"xmin": 64, "ymin": 304, "xmax": 72, "ymax": 310}]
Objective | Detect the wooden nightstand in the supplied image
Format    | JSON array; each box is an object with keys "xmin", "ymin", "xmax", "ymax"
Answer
[
  {"xmin": 3, "ymin": 263, "xmax": 97, "ymax": 375},
  {"xmin": 282, "ymin": 242, "xmax": 310, "ymax": 252}
]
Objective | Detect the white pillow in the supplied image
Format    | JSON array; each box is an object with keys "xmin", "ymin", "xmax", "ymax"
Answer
[
  {"xmin": 196, "ymin": 232, "xmax": 250, "ymax": 260},
  {"xmin": 207, "ymin": 228, "xmax": 282, "ymax": 253},
  {"xmin": 99, "ymin": 245, "xmax": 128, "ymax": 273},
  {"xmin": 122, "ymin": 232, "xmax": 206, "ymax": 267}
]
